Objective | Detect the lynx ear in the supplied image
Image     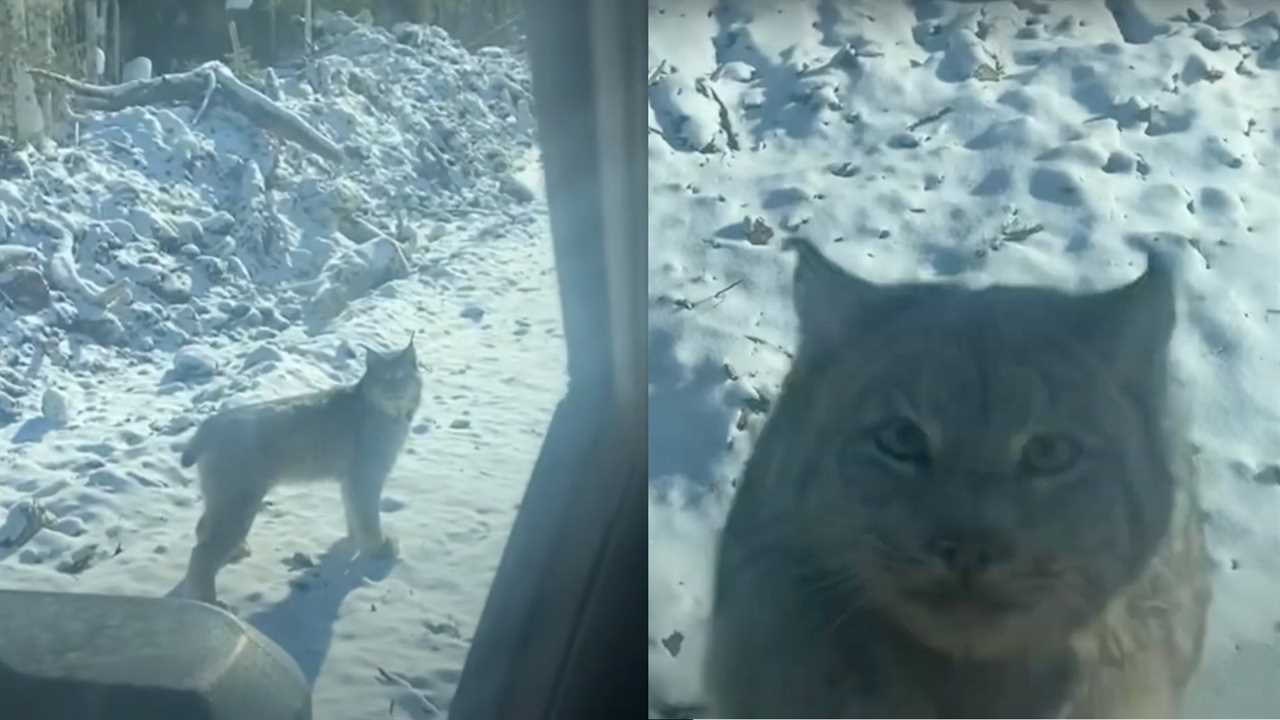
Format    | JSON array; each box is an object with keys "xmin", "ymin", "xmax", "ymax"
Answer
[
  {"xmin": 787, "ymin": 237, "xmax": 900, "ymax": 357},
  {"xmin": 1071, "ymin": 250, "xmax": 1176, "ymax": 385},
  {"xmin": 401, "ymin": 332, "xmax": 418, "ymax": 361}
]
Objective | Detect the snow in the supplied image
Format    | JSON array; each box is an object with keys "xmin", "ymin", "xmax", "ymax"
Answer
[
  {"xmin": 648, "ymin": 0, "xmax": 1280, "ymax": 716},
  {"xmin": 0, "ymin": 13, "xmax": 563, "ymax": 718}
]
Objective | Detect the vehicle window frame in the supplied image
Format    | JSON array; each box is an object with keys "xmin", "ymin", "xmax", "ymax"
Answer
[{"xmin": 447, "ymin": 0, "xmax": 647, "ymax": 717}]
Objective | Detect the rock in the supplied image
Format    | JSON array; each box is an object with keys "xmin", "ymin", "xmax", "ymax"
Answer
[
  {"xmin": 449, "ymin": 418, "xmax": 471, "ymax": 429},
  {"xmin": 225, "ymin": 256, "xmax": 251, "ymax": 282},
  {"xmin": 154, "ymin": 413, "xmax": 196, "ymax": 436},
  {"xmin": 219, "ymin": 303, "xmax": 260, "ymax": 329},
  {"xmin": 194, "ymin": 255, "xmax": 226, "ymax": 280},
  {"xmin": 305, "ymin": 236, "xmax": 410, "ymax": 326},
  {"xmin": 41, "ymin": 388, "xmax": 68, "ymax": 425},
  {"xmin": 460, "ymin": 305, "xmax": 485, "ymax": 321},
  {"xmin": 129, "ymin": 264, "xmax": 161, "ymax": 285},
  {"xmin": 887, "ymin": 132, "xmax": 920, "ymax": 149},
  {"xmin": 51, "ymin": 516, "xmax": 86, "ymax": 537},
  {"xmin": 0, "ymin": 499, "xmax": 52, "ymax": 549},
  {"xmin": 200, "ymin": 211, "xmax": 236, "ymax": 236},
  {"xmin": 0, "ymin": 391, "xmax": 18, "ymax": 425},
  {"xmin": 0, "ymin": 244, "xmax": 42, "ymax": 272},
  {"xmin": 104, "ymin": 219, "xmax": 134, "ymax": 244},
  {"xmin": 207, "ymin": 236, "xmax": 237, "ymax": 258},
  {"xmin": 498, "ymin": 174, "xmax": 535, "ymax": 203},
  {"xmin": 150, "ymin": 271, "xmax": 192, "ymax": 304},
  {"xmin": 745, "ymin": 216, "xmax": 774, "ymax": 246},
  {"xmin": 172, "ymin": 306, "xmax": 203, "ymax": 336},
  {"xmin": 173, "ymin": 218, "xmax": 204, "ymax": 247},
  {"xmin": 258, "ymin": 306, "xmax": 288, "ymax": 330},
  {"xmin": 128, "ymin": 207, "xmax": 162, "ymax": 239},
  {"xmin": 86, "ymin": 469, "xmax": 130, "ymax": 492},
  {"xmin": 0, "ymin": 267, "xmax": 50, "ymax": 311},
  {"xmin": 284, "ymin": 552, "xmax": 316, "ymax": 571},
  {"xmin": 75, "ymin": 313, "xmax": 126, "ymax": 346},
  {"xmin": 395, "ymin": 215, "xmax": 419, "ymax": 255},
  {"xmin": 57, "ymin": 543, "xmax": 101, "ymax": 575},
  {"xmin": 172, "ymin": 345, "xmax": 218, "ymax": 380},
  {"xmin": 154, "ymin": 218, "xmax": 182, "ymax": 251}
]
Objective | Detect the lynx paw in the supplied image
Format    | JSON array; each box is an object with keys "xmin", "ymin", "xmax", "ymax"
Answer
[{"xmin": 363, "ymin": 534, "xmax": 399, "ymax": 560}]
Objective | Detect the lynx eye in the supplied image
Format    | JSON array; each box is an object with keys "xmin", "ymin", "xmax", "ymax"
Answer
[
  {"xmin": 1019, "ymin": 433, "xmax": 1081, "ymax": 476},
  {"xmin": 872, "ymin": 417, "xmax": 931, "ymax": 465}
]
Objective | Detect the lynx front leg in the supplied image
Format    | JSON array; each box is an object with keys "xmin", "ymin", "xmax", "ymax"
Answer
[{"xmin": 342, "ymin": 462, "xmax": 397, "ymax": 559}]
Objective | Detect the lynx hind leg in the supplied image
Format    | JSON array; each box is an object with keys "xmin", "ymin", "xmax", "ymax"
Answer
[
  {"xmin": 198, "ymin": 513, "xmax": 251, "ymax": 562},
  {"xmin": 342, "ymin": 468, "xmax": 397, "ymax": 558},
  {"xmin": 182, "ymin": 488, "xmax": 266, "ymax": 604}
]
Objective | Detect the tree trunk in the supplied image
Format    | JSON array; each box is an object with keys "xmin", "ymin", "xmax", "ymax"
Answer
[
  {"xmin": 83, "ymin": 0, "xmax": 103, "ymax": 83},
  {"xmin": 109, "ymin": 0, "xmax": 119, "ymax": 83}
]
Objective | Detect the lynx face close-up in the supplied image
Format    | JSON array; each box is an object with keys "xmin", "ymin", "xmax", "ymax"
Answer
[{"xmin": 705, "ymin": 238, "xmax": 1208, "ymax": 717}]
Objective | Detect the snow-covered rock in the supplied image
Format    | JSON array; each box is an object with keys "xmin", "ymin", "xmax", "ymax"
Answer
[
  {"xmin": 171, "ymin": 345, "xmax": 218, "ymax": 380},
  {"xmin": 41, "ymin": 388, "xmax": 69, "ymax": 426}
]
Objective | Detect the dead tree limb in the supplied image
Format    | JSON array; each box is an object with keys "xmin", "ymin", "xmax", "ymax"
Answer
[
  {"xmin": 192, "ymin": 68, "xmax": 217, "ymax": 125},
  {"xmin": 28, "ymin": 62, "xmax": 346, "ymax": 165}
]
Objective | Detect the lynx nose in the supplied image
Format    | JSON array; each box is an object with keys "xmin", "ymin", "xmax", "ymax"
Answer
[{"xmin": 926, "ymin": 528, "xmax": 1011, "ymax": 579}]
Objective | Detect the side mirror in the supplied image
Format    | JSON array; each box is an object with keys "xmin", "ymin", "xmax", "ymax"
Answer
[{"xmin": 0, "ymin": 590, "xmax": 311, "ymax": 719}]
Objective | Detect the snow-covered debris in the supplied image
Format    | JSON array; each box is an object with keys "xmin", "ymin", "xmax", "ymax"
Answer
[{"xmin": 0, "ymin": 11, "xmax": 536, "ymax": 373}]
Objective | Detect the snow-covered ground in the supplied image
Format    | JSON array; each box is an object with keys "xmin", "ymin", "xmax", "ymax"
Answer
[
  {"xmin": 0, "ymin": 14, "xmax": 564, "ymax": 719},
  {"xmin": 648, "ymin": 0, "xmax": 1280, "ymax": 716}
]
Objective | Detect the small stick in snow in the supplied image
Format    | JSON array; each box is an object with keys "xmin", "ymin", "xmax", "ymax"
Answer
[
  {"xmin": 1000, "ymin": 222, "xmax": 1044, "ymax": 243},
  {"xmin": 673, "ymin": 278, "xmax": 744, "ymax": 311},
  {"xmin": 648, "ymin": 59, "xmax": 669, "ymax": 86},
  {"xmin": 744, "ymin": 334, "xmax": 795, "ymax": 359},
  {"xmin": 376, "ymin": 667, "xmax": 441, "ymax": 718},
  {"xmin": 696, "ymin": 77, "xmax": 740, "ymax": 152},
  {"xmin": 908, "ymin": 105, "xmax": 953, "ymax": 132}
]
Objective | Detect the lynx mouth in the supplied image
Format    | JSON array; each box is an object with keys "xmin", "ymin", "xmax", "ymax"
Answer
[{"xmin": 907, "ymin": 585, "xmax": 1025, "ymax": 619}]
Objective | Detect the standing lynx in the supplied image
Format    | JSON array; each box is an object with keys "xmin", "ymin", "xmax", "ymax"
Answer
[
  {"xmin": 704, "ymin": 239, "xmax": 1210, "ymax": 717},
  {"xmin": 177, "ymin": 335, "xmax": 422, "ymax": 606}
]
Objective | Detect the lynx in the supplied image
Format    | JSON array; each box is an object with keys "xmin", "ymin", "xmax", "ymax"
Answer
[
  {"xmin": 704, "ymin": 239, "xmax": 1210, "ymax": 717},
  {"xmin": 177, "ymin": 335, "xmax": 422, "ymax": 605}
]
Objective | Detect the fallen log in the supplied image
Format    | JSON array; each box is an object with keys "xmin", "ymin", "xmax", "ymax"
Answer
[{"xmin": 29, "ymin": 62, "xmax": 346, "ymax": 165}]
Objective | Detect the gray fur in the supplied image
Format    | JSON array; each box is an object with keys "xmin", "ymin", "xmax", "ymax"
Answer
[
  {"xmin": 704, "ymin": 239, "xmax": 1207, "ymax": 717},
  {"xmin": 178, "ymin": 335, "xmax": 423, "ymax": 605}
]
